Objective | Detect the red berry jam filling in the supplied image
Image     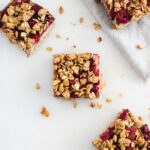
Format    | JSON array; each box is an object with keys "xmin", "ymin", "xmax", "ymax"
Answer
[
  {"xmin": 128, "ymin": 127, "xmax": 137, "ymax": 140},
  {"xmin": 110, "ymin": 9, "xmax": 131, "ymax": 25},
  {"xmin": 93, "ymin": 109, "xmax": 150, "ymax": 150},
  {"xmin": 53, "ymin": 53, "xmax": 101, "ymax": 99},
  {"xmin": 119, "ymin": 109, "xmax": 129, "ymax": 120}
]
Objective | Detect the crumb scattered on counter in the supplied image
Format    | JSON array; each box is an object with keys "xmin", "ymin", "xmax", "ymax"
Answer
[
  {"xmin": 47, "ymin": 47, "xmax": 53, "ymax": 51},
  {"xmin": 59, "ymin": 6, "xmax": 64, "ymax": 14},
  {"xmin": 35, "ymin": 83, "xmax": 41, "ymax": 90},
  {"xmin": 106, "ymin": 98, "xmax": 112, "ymax": 103},
  {"xmin": 138, "ymin": 116, "xmax": 143, "ymax": 121},
  {"xmin": 117, "ymin": 92, "xmax": 123, "ymax": 98},
  {"xmin": 79, "ymin": 17, "xmax": 84, "ymax": 23},
  {"xmin": 56, "ymin": 34, "xmax": 61, "ymax": 39},
  {"xmin": 93, "ymin": 23, "xmax": 102, "ymax": 30},
  {"xmin": 90, "ymin": 102, "xmax": 102, "ymax": 109},
  {"xmin": 72, "ymin": 45, "xmax": 77, "ymax": 50},
  {"xmin": 97, "ymin": 37, "xmax": 102, "ymax": 43},
  {"xmin": 66, "ymin": 37, "xmax": 70, "ymax": 40},
  {"xmin": 41, "ymin": 106, "xmax": 50, "ymax": 117},
  {"xmin": 73, "ymin": 101, "xmax": 78, "ymax": 109},
  {"xmin": 137, "ymin": 44, "xmax": 145, "ymax": 49},
  {"xmin": 149, "ymin": 108, "xmax": 150, "ymax": 110}
]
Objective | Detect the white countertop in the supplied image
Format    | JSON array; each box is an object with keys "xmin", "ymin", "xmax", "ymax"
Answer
[{"xmin": 0, "ymin": 0, "xmax": 149, "ymax": 150}]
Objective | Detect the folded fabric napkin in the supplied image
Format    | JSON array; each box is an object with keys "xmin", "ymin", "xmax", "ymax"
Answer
[{"xmin": 82, "ymin": 0, "xmax": 150, "ymax": 80}]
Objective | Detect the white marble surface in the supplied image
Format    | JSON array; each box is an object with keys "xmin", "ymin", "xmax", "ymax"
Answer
[{"xmin": 0, "ymin": 0, "xmax": 149, "ymax": 150}]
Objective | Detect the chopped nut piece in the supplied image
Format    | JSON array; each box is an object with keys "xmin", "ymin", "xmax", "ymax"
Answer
[
  {"xmin": 73, "ymin": 101, "xmax": 78, "ymax": 109},
  {"xmin": 79, "ymin": 17, "xmax": 84, "ymax": 23},
  {"xmin": 137, "ymin": 44, "xmax": 145, "ymax": 49},
  {"xmin": 90, "ymin": 102, "xmax": 102, "ymax": 109},
  {"xmin": 59, "ymin": 6, "xmax": 64, "ymax": 14},
  {"xmin": 93, "ymin": 23, "xmax": 102, "ymax": 30},
  {"xmin": 47, "ymin": 47, "xmax": 53, "ymax": 51},
  {"xmin": 53, "ymin": 53, "xmax": 101, "ymax": 99},
  {"xmin": 41, "ymin": 106, "xmax": 50, "ymax": 117},
  {"xmin": 106, "ymin": 98, "xmax": 112, "ymax": 103},
  {"xmin": 35, "ymin": 83, "xmax": 41, "ymax": 90},
  {"xmin": 56, "ymin": 34, "xmax": 61, "ymax": 39},
  {"xmin": 93, "ymin": 109, "xmax": 150, "ymax": 150}
]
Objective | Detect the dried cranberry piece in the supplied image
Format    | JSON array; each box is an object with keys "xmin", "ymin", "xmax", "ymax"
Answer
[
  {"xmin": 70, "ymin": 92, "xmax": 78, "ymax": 99},
  {"xmin": 69, "ymin": 80, "xmax": 75, "ymax": 85},
  {"xmin": 125, "ymin": 147, "xmax": 133, "ymax": 150},
  {"xmin": 33, "ymin": 4, "xmax": 42, "ymax": 12},
  {"xmin": 91, "ymin": 82, "xmax": 99, "ymax": 93},
  {"xmin": 144, "ymin": 134, "xmax": 150, "ymax": 140},
  {"xmin": 100, "ymin": 128, "xmax": 114, "ymax": 141},
  {"xmin": 115, "ymin": 9, "xmax": 131, "ymax": 24},
  {"xmin": 119, "ymin": 109, "xmax": 129, "ymax": 120},
  {"xmin": 91, "ymin": 66, "xmax": 99, "ymax": 76},
  {"xmin": 30, "ymin": 33, "xmax": 40, "ymax": 43},
  {"xmin": 28, "ymin": 19, "xmax": 36, "ymax": 27},
  {"xmin": 128, "ymin": 128, "xmax": 137, "ymax": 140},
  {"xmin": 142, "ymin": 124, "xmax": 149, "ymax": 134},
  {"xmin": 147, "ymin": 0, "xmax": 150, "ymax": 5},
  {"xmin": 47, "ymin": 17, "xmax": 55, "ymax": 24},
  {"xmin": 0, "ymin": 21, "xmax": 3, "ymax": 28},
  {"xmin": 92, "ymin": 54, "xmax": 99, "ymax": 65}
]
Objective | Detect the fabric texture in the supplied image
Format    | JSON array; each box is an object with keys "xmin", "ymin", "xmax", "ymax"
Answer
[{"xmin": 82, "ymin": 0, "xmax": 150, "ymax": 80}]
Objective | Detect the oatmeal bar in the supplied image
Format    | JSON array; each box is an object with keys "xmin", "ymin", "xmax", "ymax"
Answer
[
  {"xmin": 102, "ymin": 0, "xmax": 150, "ymax": 29},
  {"xmin": 53, "ymin": 53, "xmax": 101, "ymax": 99},
  {"xmin": 93, "ymin": 109, "xmax": 150, "ymax": 150},
  {"xmin": 0, "ymin": 0, "xmax": 55, "ymax": 56}
]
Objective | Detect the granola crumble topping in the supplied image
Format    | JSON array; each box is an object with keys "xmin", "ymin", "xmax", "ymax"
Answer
[
  {"xmin": 53, "ymin": 53, "xmax": 101, "ymax": 99},
  {"xmin": 93, "ymin": 109, "xmax": 150, "ymax": 150},
  {"xmin": 0, "ymin": 0, "xmax": 55, "ymax": 55},
  {"xmin": 41, "ymin": 106, "xmax": 50, "ymax": 117},
  {"xmin": 102, "ymin": 0, "xmax": 150, "ymax": 28}
]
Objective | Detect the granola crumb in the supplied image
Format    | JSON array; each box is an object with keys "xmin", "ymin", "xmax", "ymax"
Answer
[
  {"xmin": 56, "ymin": 34, "xmax": 61, "ymax": 39},
  {"xmin": 79, "ymin": 17, "xmax": 84, "ymax": 23},
  {"xmin": 72, "ymin": 45, "xmax": 77, "ymax": 49},
  {"xmin": 137, "ymin": 44, "xmax": 145, "ymax": 49},
  {"xmin": 66, "ymin": 37, "xmax": 70, "ymax": 40},
  {"xmin": 47, "ymin": 47, "xmax": 53, "ymax": 51},
  {"xmin": 73, "ymin": 101, "xmax": 78, "ymax": 109},
  {"xmin": 138, "ymin": 116, "xmax": 143, "ymax": 121},
  {"xmin": 118, "ymin": 92, "xmax": 123, "ymax": 98},
  {"xmin": 90, "ymin": 102, "xmax": 102, "ymax": 109},
  {"xmin": 93, "ymin": 23, "xmax": 102, "ymax": 30},
  {"xmin": 106, "ymin": 98, "xmax": 112, "ymax": 103},
  {"xmin": 97, "ymin": 37, "xmax": 102, "ymax": 43},
  {"xmin": 59, "ymin": 6, "xmax": 64, "ymax": 15},
  {"xmin": 35, "ymin": 83, "xmax": 41, "ymax": 90},
  {"xmin": 41, "ymin": 106, "xmax": 50, "ymax": 117}
]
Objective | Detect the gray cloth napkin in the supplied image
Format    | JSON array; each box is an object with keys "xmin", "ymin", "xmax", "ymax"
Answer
[{"xmin": 82, "ymin": 0, "xmax": 150, "ymax": 80}]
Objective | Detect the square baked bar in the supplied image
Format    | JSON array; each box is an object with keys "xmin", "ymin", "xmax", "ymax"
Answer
[
  {"xmin": 93, "ymin": 109, "xmax": 150, "ymax": 150},
  {"xmin": 53, "ymin": 53, "xmax": 101, "ymax": 99},
  {"xmin": 0, "ymin": 0, "xmax": 55, "ymax": 56},
  {"xmin": 102, "ymin": 0, "xmax": 150, "ymax": 29}
]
